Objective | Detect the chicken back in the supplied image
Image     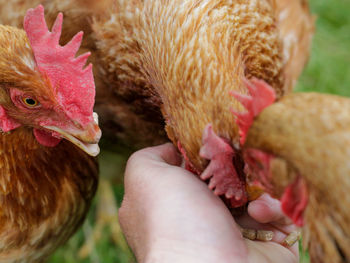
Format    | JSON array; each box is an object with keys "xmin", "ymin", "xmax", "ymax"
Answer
[{"xmin": 237, "ymin": 79, "xmax": 350, "ymax": 263}]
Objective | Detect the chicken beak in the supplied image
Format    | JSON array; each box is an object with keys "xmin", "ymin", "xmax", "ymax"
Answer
[{"xmin": 44, "ymin": 112, "xmax": 102, "ymax": 157}]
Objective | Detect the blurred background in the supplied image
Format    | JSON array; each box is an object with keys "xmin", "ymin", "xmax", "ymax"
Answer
[{"xmin": 48, "ymin": 0, "xmax": 350, "ymax": 262}]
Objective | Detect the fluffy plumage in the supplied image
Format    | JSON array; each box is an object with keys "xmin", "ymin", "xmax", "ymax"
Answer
[{"xmin": 236, "ymin": 80, "xmax": 350, "ymax": 263}]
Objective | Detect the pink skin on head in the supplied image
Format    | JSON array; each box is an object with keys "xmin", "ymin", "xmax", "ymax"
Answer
[
  {"xmin": 243, "ymin": 148, "xmax": 308, "ymax": 226},
  {"xmin": 199, "ymin": 124, "xmax": 247, "ymax": 208},
  {"xmin": 280, "ymin": 176, "xmax": 308, "ymax": 227},
  {"xmin": 33, "ymin": 129, "xmax": 61, "ymax": 147},
  {"xmin": 23, "ymin": 5, "xmax": 96, "ymax": 127},
  {"xmin": 243, "ymin": 148, "xmax": 274, "ymax": 192},
  {"xmin": 231, "ymin": 78, "xmax": 276, "ymax": 145},
  {"xmin": 9, "ymin": 88, "xmax": 65, "ymax": 146},
  {"xmin": 235, "ymin": 79, "xmax": 308, "ymax": 226},
  {"xmin": 0, "ymin": 106, "xmax": 20, "ymax": 132},
  {"xmin": 0, "ymin": 102, "xmax": 60, "ymax": 147}
]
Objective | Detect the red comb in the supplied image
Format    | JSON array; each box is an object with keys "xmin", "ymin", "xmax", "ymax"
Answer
[
  {"xmin": 23, "ymin": 5, "xmax": 95, "ymax": 126},
  {"xmin": 231, "ymin": 78, "xmax": 276, "ymax": 145}
]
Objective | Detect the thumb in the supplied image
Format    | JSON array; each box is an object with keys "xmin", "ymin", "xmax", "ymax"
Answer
[{"xmin": 146, "ymin": 142, "xmax": 183, "ymax": 166}]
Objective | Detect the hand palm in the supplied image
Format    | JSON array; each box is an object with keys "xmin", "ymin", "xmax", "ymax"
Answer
[{"xmin": 120, "ymin": 144, "xmax": 298, "ymax": 263}]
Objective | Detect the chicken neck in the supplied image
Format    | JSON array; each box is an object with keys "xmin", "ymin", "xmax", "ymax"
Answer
[{"xmin": 0, "ymin": 127, "xmax": 97, "ymax": 257}]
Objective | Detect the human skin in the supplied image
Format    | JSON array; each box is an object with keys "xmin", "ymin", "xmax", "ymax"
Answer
[{"xmin": 119, "ymin": 143, "xmax": 299, "ymax": 263}]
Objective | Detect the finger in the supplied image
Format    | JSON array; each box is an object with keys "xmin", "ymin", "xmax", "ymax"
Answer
[
  {"xmin": 241, "ymin": 194, "xmax": 300, "ymax": 256},
  {"xmin": 129, "ymin": 143, "xmax": 182, "ymax": 168},
  {"xmin": 235, "ymin": 213, "xmax": 300, "ymax": 258},
  {"xmin": 120, "ymin": 144, "xmax": 184, "ymax": 260},
  {"xmin": 235, "ymin": 214, "xmax": 291, "ymax": 244},
  {"xmin": 149, "ymin": 142, "xmax": 183, "ymax": 166},
  {"xmin": 124, "ymin": 143, "xmax": 181, "ymax": 186},
  {"xmin": 248, "ymin": 194, "xmax": 293, "ymax": 226},
  {"xmin": 123, "ymin": 143, "xmax": 184, "ymax": 199}
]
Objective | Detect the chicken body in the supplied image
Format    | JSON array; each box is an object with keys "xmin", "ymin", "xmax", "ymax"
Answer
[
  {"xmin": 0, "ymin": 6, "xmax": 101, "ymax": 262},
  {"xmin": 0, "ymin": 128, "xmax": 98, "ymax": 263},
  {"xmin": 244, "ymin": 92, "xmax": 350, "ymax": 263}
]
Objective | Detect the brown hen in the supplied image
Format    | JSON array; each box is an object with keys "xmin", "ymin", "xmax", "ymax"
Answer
[
  {"xmin": 0, "ymin": 6, "xmax": 100, "ymax": 262},
  {"xmin": 234, "ymin": 79, "xmax": 350, "ymax": 263}
]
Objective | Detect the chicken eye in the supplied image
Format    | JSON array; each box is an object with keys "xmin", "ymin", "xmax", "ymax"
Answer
[{"xmin": 22, "ymin": 97, "xmax": 39, "ymax": 107}]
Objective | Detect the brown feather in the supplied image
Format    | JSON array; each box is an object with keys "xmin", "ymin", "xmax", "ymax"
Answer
[{"xmin": 0, "ymin": 127, "xmax": 98, "ymax": 263}]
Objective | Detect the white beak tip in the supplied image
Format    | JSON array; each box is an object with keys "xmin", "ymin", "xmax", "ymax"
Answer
[{"xmin": 93, "ymin": 112, "xmax": 99, "ymax": 125}]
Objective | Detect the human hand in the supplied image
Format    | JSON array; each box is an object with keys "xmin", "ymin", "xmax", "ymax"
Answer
[{"xmin": 119, "ymin": 143, "xmax": 299, "ymax": 263}]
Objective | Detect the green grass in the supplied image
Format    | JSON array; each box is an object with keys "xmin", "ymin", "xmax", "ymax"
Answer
[
  {"xmin": 296, "ymin": 0, "xmax": 350, "ymax": 96},
  {"xmin": 49, "ymin": 0, "xmax": 350, "ymax": 262}
]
